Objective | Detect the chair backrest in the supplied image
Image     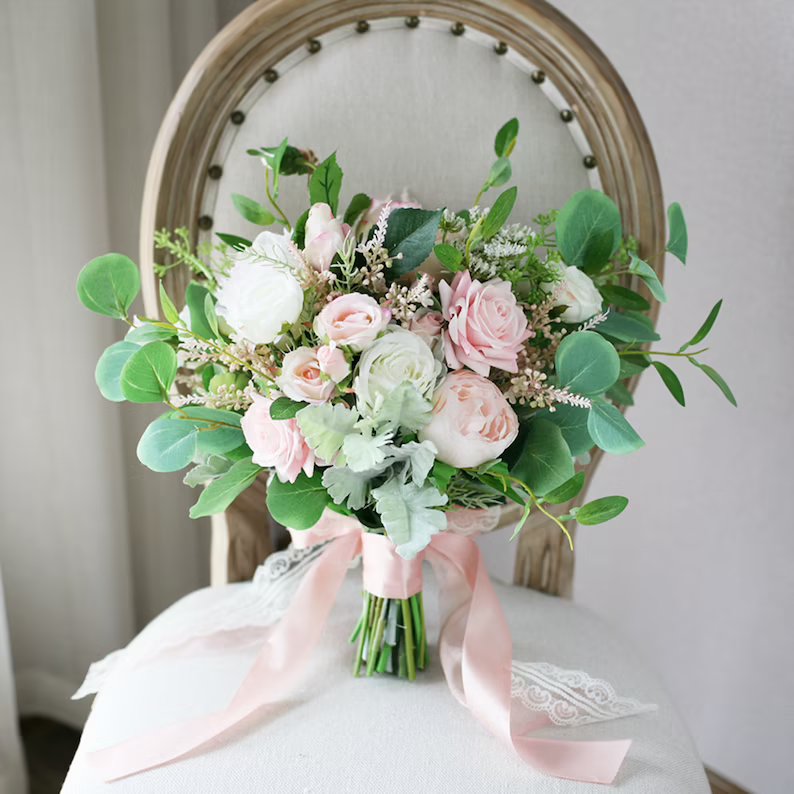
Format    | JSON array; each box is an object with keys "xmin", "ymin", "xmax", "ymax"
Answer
[{"xmin": 140, "ymin": 0, "xmax": 664, "ymax": 596}]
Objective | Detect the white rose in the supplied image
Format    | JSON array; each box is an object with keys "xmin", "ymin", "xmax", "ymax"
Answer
[
  {"xmin": 215, "ymin": 257, "xmax": 303, "ymax": 344},
  {"xmin": 544, "ymin": 263, "xmax": 602, "ymax": 324},
  {"xmin": 250, "ymin": 230, "xmax": 294, "ymax": 266},
  {"xmin": 353, "ymin": 328, "xmax": 443, "ymax": 415}
]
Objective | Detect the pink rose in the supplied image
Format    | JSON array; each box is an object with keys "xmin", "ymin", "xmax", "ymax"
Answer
[
  {"xmin": 317, "ymin": 345, "xmax": 350, "ymax": 383},
  {"xmin": 360, "ymin": 196, "xmax": 421, "ymax": 234},
  {"xmin": 314, "ymin": 293, "xmax": 391, "ymax": 351},
  {"xmin": 304, "ymin": 203, "xmax": 349, "ymax": 271},
  {"xmin": 439, "ymin": 270, "xmax": 530, "ymax": 376},
  {"xmin": 418, "ymin": 370, "xmax": 519, "ymax": 468},
  {"xmin": 409, "ymin": 310, "xmax": 444, "ymax": 347},
  {"xmin": 241, "ymin": 394, "xmax": 316, "ymax": 483},
  {"xmin": 276, "ymin": 347, "xmax": 335, "ymax": 404}
]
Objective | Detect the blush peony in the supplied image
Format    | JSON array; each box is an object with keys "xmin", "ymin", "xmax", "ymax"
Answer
[
  {"xmin": 277, "ymin": 347, "xmax": 336, "ymax": 404},
  {"xmin": 241, "ymin": 394, "xmax": 316, "ymax": 483},
  {"xmin": 314, "ymin": 293, "xmax": 391, "ymax": 351},
  {"xmin": 439, "ymin": 270, "xmax": 530, "ymax": 376},
  {"xmin": 419, "ymin": 370, "xmax": 519, "ymax": 468}
]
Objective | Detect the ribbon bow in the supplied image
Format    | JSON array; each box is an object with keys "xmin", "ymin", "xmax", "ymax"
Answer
[{"xmin": 86, "ymin": 516, "xmax": 630, "ymax": 784}]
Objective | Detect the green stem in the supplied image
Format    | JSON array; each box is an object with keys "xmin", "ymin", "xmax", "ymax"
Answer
[
  {"xmin": 619, "ymin": 348, "xmax": 708, "ymax": 359},
  {"xmin": 352, "ymin": 592, "xmax": 371, "ymax": 676},
  {"xmin": 502, "ymin": 473, "xmax": 573, "ymax": 550},
  {"xmin": 401, "ymin": 599, "xmax": 416, "ymax": 681},
  {"xmin": 265, "ymin": 170, "xmax": 291, "ymax": 229}
]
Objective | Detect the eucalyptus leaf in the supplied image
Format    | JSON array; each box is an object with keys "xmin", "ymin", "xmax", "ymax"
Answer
[
  {"xmin": 137, "ymin": 417, "xmax": 198, "ymax": 472},
  {"xmin": 653, "ymin": 362, "xmax": 686, "ymax": 406},
  {"xmin": 481, "ymin": 187, "xmax": 517, "ymax": 240},
  {"xmin": 587, "ymin": 400, "xmax": 644, "ymax": 455},
  {"xmin": 555, "ymin": 331, "xmax": 620, "ymax": 395},
  {"xmin": 266, "ymin": 470, "xmax": 330, "ymax": 530},
  {"xmin": 231, "ymin": 193, "xmax": 276, "ymax": 226},
  {"xmin": 433, "ymin": 243, "xmax": 464, "ymax": 271},
  {"xmin": 598, "ymin": 312, "xmax": 660, "ymax": 343},
  {"xmin": 679, "ymin": 299, "xmax": 722, "ymax": 351},
  {"xmin": 689, "ymin": 360, "xmax": 737, "ymax": 406},
  {"xmin": 599, "ymin": 284, "xmax": 650, "ymax": 312},
  {"xmin": 576, "ymin": 495, "xmax": 629, "ymax": 525},
  {"xmin": 204, "ymin": 293, "xmax": 220, "ymax": 338},
  {"xmin": 629, "ymin": 255, "xmax": 667, "ymax": 303},
  {"xmin": 189, "ymin": 459, "xmax": 262, "ymax": 518},
  {"xmin": 494, "ymin": 117, "xmax": 519, "ymax": 157},
  {"xmin": 77, "ymin": 253, "xmax": 140, "ymax": 319},
  {"xmin": 95, "ymin": 341, "xmax": 140, "ymax": 402},
  {"xmin": 539, "ymin": 404, "xmax": 594, "ymax": 457},
  {"xmin": 384, "ymin": 208, "xmax": 444, "ymax": 277},
  {"xmin": 344, "ymin": 193, "xmax": 372, "ymax": 226},
  {"xmin": 556, "ymin": 190, "xmax": 622, "ymax": 272},
  {"xmin": 606, "ymin": 381, "xmax": 635, "ymax": 407},
  {"xmin": 120, "ymin": 341, "xmax": 177, "ymax": 403},
  {"xmin": 510, "ymin": 418, "xmax": 575, "ymax": 496},
  {"xmin": 269, "ymin": 396, "xmax": 305, "ymax": 420},
  {"xmin": 619, "ymin": 356, "xmax": 651, "ymax": 379},
  {"xmin": 125, "ymin": 323, "xmax": 176, "ymax": 345},
  {"xmin": 308, "ymin": 153, "xmax": 343, "ymax": 214},
  {"xmin": 159, "ymin": 283, "xmax": 180, "ymax": 325},
  {"xmin": 666, "ymin": 203, "xmax": 688, "ymax": 264},
  {"xmin": 543, "ymin": 471, "xmax": 586, "ymax": 505}
]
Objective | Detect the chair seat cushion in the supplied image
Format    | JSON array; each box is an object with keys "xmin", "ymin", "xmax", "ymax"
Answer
[{"xmin": 63, "ymin": 572, "xmax": 709, "ymax": 793}]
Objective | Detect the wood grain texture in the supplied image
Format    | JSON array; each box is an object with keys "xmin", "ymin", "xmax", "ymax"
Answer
[{"xmin": 139, "ymin": 0, "xmax": 664, "ymax": 591}]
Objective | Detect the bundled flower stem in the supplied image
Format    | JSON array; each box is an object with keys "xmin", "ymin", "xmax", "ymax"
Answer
[{"xmin": 350, "ymin": 590, "xmax": 427, "ymax": 680}]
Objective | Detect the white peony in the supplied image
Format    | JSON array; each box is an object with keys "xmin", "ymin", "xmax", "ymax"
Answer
[
  {"xmin": 544, "ymin": 262, "xmax": 603, "ymax": 324},
  {"xmin": 353, "ymin": 328, "xmax": 443, "ymax": 416},
  {"xmin": 215, "ymin": 233, "xmax": 303, "ymax": 344}
]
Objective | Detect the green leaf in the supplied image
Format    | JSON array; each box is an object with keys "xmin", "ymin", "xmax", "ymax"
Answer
[
  {"xmin": 189, "ymin": 459, "xmax": 263, "ymax": 518},
  {"xmin": 373, "ymin": 382, "xmax": 432, "ymax": 432},
  {"xmin": 308, "ymin": 153, "xmax": 343, "ymax": 214},
  {"xmin": 231, "ymin": 193, "xmax": 275, "ymax": 226},
  {"xmin": 292, "ymin": 209, "xmax": 309, "ymax": 249},
  {"xmin": 183, "ymin": 454, "xmax": 234, "ymax": 489},
  {"xmin": 539, "ymin": 404, "xmax": 593, "ymax": 457},
  {"xmin": 260, "ymin": 137, "xmax": 289, "ymax": 196},
  {"xmin": 433, "ymin": 243, "xmax": 464, "ymax": 271},
  {"xmin": 629, "ymin": 255, "xmax": 667, "ymax": 303},
  {"xmin": 555, "ymin": 330, "xmax": 620, "ymax": 395},
  {"xmin": 159, "ymin": 283, "xmax": 180, "ymax": 325},
  {"xmin": 606, "ymin": 380, "xmax": 635, "ymax": 406},
  {"xmin": 384, "ymin": 208, "xmax": 444, "ymax": 277},
  {"xmin": 344, "ymin": 193, "xmax": 372, "ymax": 226},
  {"xmin": 679, "ymin": 299, "xmax": 722, "ymax": 351},
  {"xmin": 481, "ymin": 186, "xmax": 517, "ymax": 240},
  {"xmin": 270, "ymin": 396, "xmax": 305, "ymax": 420},
  {"xmin": 587, "ymin": 400, "xmax": 644, "ymax": 455},
  {"xmin": 137, "ymin": 417, "xmax": 198, "ymax": 472},
  {"xmin": 599, "ymin": 284, "xmax": 650, "ymax": 312},
  {"xmin": 556, "ymin": 190, "xmax": 622, "ymax": 272},
  {"xmin": 372, "ymin": 478, "xmax": 447, "ymax": 559},
  {"xmin": 322, "ymin": 466, "xmax": 372, "ymax": 511},
  {"xmin": 216, "ymin": 233, "xmax": 252, "ymax": 252},
  {"xmin": 296, "ymin": 402, "xmax": 359, "ymax": 461},
  {"xmin": 204, "ymin": 293, "xmax": 220, "ymax": 338},
  {"xmin": 689, "ymin": 360, "xmax": 737, "ymax": 406},
  {"xmin": 666, "ymin": 202, "xmax": 688, "ymax": 264},
  {"xmin": 652, "ymin": 362, "xmax": 685, "ymax": 406},
  {"xmin": 576, "ymin": 496, "xmax": 628, "ymax": 525},
  {"xmin": 174, "ymin": 406, "xmax": 242, "ymax": 427},
  {"xmin": 486, "ymin": 156, "xmax": 512, "ymax": 188},
  {"xmin": 120, "ymin": 341, "xmax": 177, "ymax": 403},
  {"xmin": 543, "ymin": 471, "xmax": 586, "ymax": 505},
  {"xmin": 185, "ymin": 282, "xmax": 216, "ymax": 339},
  {"xmin": 430, "ymin": 460, "xmax": 456, "ymax": 493},
  {"xmin": 95, "ymin": 341, "xmax": 140, "ymax": 402},
  {"xmin": 266, "ymin": 470, "xmax": 330, "ymax": 530},
  {"xmin": 511, "ymin": 418, "xmax": 575, "ymax": 496},
  {"xmin": 619, "ymin": 356, "xmax": 651, "ymax": 379},
  {"xmin": 597, "ymin": 312, "xmax": 660, "ymax": 343},
  {"xmin": 125, "ymin": 323, "xmax": 176, "ymax": 345},
  {"xmin": 494, "ymin": 117, "xmax": 519, "ymax": 157},
  {"xmin": 77, "ymin": 253, "xmax": 141, "ymax": 319}
]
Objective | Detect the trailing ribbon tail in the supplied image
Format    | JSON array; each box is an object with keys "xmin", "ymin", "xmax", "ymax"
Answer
[{"xmin": 86, "ymin": 532, "xmax": 360, "ymax": 781}]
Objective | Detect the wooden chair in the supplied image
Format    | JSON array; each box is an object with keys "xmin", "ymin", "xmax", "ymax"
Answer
[{"xmin": 63, "ymin": 3, "xmax": 712, "ymax": 791}]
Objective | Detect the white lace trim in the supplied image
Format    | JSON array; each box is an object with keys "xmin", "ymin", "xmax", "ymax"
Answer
[{"xmin": 511, "ymin": 660, "xmax": 657, "ymax": 726}]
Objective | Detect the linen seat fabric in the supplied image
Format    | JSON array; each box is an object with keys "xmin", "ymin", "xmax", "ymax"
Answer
[{"xmin": 63, "ymin": 571, "xmax": 709, "ymax": 793}]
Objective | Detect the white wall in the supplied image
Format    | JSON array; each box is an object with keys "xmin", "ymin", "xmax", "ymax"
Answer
[{"xmin": 547, "ymin": 2, "xmax": 794, "ymax": 792}]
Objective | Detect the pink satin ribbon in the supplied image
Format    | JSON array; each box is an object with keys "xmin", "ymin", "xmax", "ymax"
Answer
[{"xmin": 86, "ymin": 520, "xmax": 630, "ymax": 784}]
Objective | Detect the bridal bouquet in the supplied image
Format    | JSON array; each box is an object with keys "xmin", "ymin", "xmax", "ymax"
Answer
[{"xmin": 77, "ymin": 119, "xmax": 734, "ymax": 681}]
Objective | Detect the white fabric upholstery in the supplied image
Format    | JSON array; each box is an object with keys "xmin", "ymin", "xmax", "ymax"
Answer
[
  {"xmin": 63, "ymin": 571, "xmax": 709, "ymax": 793},
  {"xmin": 205, "ymin": 20, "xmax": 593, "ymax": 246}
]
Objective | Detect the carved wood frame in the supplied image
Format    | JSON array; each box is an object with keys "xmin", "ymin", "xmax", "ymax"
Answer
[{"xmin": 139, "ymin": 0, "xmax": 665, "ymax": 594}]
